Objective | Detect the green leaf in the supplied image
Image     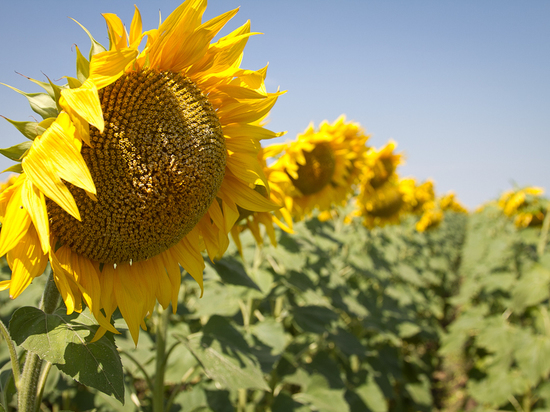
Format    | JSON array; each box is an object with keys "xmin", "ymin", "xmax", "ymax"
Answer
[
  {"xmin": 291, "ymin": 305, "xmax": 339, "ymax": 334},
  {"xmin": 354, "ymin": 377, "xmax": 388, "ymax": 412},
  {"xmin": 293, "ymin": 374, "xmax": 349, "ymax": 412},
  {"xmin": 209, "ymin": 258, "xmax": 261, "ymax": 291},
  {"xmin": 250, "ymin": 317, "xmax": 287, "ymax": 354},
  {"xmin": 184, "ymin": 317, "xmax": 269, "ymax": 391},
  {"xmin": 0, "ymin": 83, "xmax": 58, "ymax": 120},
  {"xmin": 511, "ymin": 263, "xmax": 550, "ymax": 312},
  {"xmin": 1, "ymin": 117, "xmax": 45, "ymax": 140},
  {"xmin": 514, "ymin": 331, "xmax": 550, "ymax": 386},
  {"xmin": 0, "ymin": 141, "xmax": 32, "ymax": 161},
  {"xmin": 9, "ymin": 307, "xmax": 124, "ymax": 403}
]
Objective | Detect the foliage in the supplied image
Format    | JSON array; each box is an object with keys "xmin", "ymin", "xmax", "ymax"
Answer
[
  {"xmin": 1, "ymin": 200, "xmax": 549, "ymax": 411},
  {"xmin": 441, "ymin": 204, "xmax": 550, "ymax": 411}
]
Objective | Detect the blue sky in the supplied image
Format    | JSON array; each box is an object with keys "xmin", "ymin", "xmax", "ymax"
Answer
[{"xmin": 0, "ymin": 1, "xmax": 548, "ymax": 208}]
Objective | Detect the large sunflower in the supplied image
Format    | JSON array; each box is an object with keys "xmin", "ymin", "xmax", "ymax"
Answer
[
  {"xmin": 0, "ymin": 1, "xmax": 283, "ymax": 344},
  {"xmin": 265, "ymin": 116, "xmax": 369, "ymax": 221}
]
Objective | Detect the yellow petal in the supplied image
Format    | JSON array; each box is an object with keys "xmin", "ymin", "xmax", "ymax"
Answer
[
  {"xmin": 57, "ymin": 245, "xmax": 118, "ymax": 334},
  {"xmin": 21, "ymin": 179, "xmax": 50, "ymax": 254},
  {"xmin": 0, "ymin": 182, "xmax": 32, "ymax": 257},
  {"xmin": 160, "ymin": 249, "xmax": 182, "ymax": 311},
  {"xmin": 60, "ymin": 80, "xmax": 104, "ymax": 133},
  {"xmin": 103, "ymin": 13, "xmax": 128, "ymax": 51},
  {"xmin": 170, "ymin": 226, "xmax": 204, "ymax": 295},
  {"xmin": 88, "ymin": 48, "xmax": 138, "ymax": 89},
  {"xmin": 129, "ymin": 6, "xmax": 143, "ymax": 47},
  {"xmin": 49, "ymin": 247, "xmax": 79, "ymax": 314},
  {"xmin": 221, "ymin": 174, "xmax": 279, "ymax": 212},
  {"xmin": 6, "ymin": 225, "xmax": 48, "ymax": 299},
  {"xmin": 113, "ymin": 263, "xmax": 146, "ymax": 345},
  {"xmin": 0, "ymin": 280, "xmax": 10, "ymax": 291}
]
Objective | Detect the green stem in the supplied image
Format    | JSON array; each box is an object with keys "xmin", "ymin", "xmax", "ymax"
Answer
[
  {"xmin": 537, "ymin": 205, "xmax": 550, "ymax": 257},
  {"xmin": 152, "ymin": 306, "xmax": 169, "ymax": 412},
  {"xmin": 119, "ymin": 351, "xmax": 155, "ymax": 392},
  {"xmin": 34, "ymin": 362, "xmax": 52, "ymax": 412},
  {"xmin": 18, "ymin": 269, "xmax": 60, "ymax": 412},
  {"xmin": 0, "ymin": 319, "xmax": 21, "ymax": 388}
]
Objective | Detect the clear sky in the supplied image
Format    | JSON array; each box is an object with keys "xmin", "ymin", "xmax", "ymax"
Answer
[{"xmin": 0, "ymin": 1, "xmax": 548, "ymax": 208}]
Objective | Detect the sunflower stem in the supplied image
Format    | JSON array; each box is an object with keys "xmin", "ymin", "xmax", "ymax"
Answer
[
  {"xmin": 0, "ymin": 319, "xmax": 21, "ymax": 390},
  {"xmin": 153, "ymin": 305, "xmax": 169, "ymax": 412},
  {"xmin": 18, "ymin": 269, "xmax": 60, "ymax": 412},
  {"xmin": 537, "ymin": 205, "xmax": 550, "ymax": 257}
]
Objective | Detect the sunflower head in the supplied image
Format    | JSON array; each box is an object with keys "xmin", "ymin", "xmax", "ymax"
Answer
[
  {"xmin": 364, "ymin": 141, "xmax": 402, "ymax": 190},
  {"xmin": 356, "ymin": 181, "xmax": 405, "ymax": 229},
  {"xmin": 439, "ymin": 192, "xmax": 468, "ymax": 214},
  {"xmin": 0, "ymin": 1, "xmax": 283, "ymax": 344},
  {"xmin": 498, "ymin": 187, "xmax": 547, "ymax": 228},
  {"xmin": 415, "ymin": 205, "xmax": 444, "ymax": 232},
  {"xmin": 267, "ymin": 116, "xmax": 370, "ymax": 221},
  {"xmin": 400, "ymin": 179, "xmax": 435, "ymax": 214}
]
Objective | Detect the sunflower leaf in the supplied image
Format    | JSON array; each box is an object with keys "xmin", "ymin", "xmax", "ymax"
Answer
[
  {"xmin": 9, "ymin": 306, "xmax": 125, "ymax": 404},
  {"xmin": 183, "ymin": 316, "xmax": 270, "ymax": 391},
  {"xmin": 0, "ymin": 117, "xmax": 45, "ymax": 140},
  {"xmin": 0, "ymin": 141, "xmax": 32, "ymax": 162},
  {"xmin": 0, "ymin": 83, "xmax": 58, "ymax": 120}
]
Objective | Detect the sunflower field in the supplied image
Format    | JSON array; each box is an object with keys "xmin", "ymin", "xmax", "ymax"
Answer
[{"xmin": 0, "ymin": 1, "xmax": 549, "ymax": 412}]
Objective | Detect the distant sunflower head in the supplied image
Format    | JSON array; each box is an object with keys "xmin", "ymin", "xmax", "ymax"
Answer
[
  {"xmin": 267, "ymin": 116, "xmax": 369, "ymax": 221},
  {"xmin": 498, "ymin": 186, "xmax": 547, "ymax": 228},
  {"xmin": 355, "ymin": 180, "xmax": 406, "ymax": 229},
  {"xmin": 415, "ymin": 204, "xmax": 444, "ymax": 232},
  {"xmin": 0, "ymin": 1, "xmax": 283, "ymax": 344},
  {"xmin": 402, "ymin": 179, "xmax": 436, "ymax": 214},
  {"xmin": 439, "ymin": 192, "xmax": 468, "ymax": 214},
  {"xmin": 364, "ymin": 141, "xmax": 402, "ymax": 190}
]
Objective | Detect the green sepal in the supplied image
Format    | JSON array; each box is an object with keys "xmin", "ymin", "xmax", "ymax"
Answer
[
  {"xmin": 0, "ymin": 141, "xmax": 32, "ymax": 162},
  {"xmin": 23, "ymin": 74, "xmax": 64, "ymax": 109},
  {"xmin": 1, "ymin": 116, "xmax": 42, "ymax": 140},
  {"xmin": 70, "ymin": 18, "xmax": 107, "ymax": 59},
  {"xmin": 0, "ymin": 83, "xmax": 58, "ymax": 120},
  {"xmin": 2, "ymin": 163, "xmax": 23, "ymax": 174},
  {"xmin": 66, "ymin": 77, "xmax": 82, "ymax": 89},
  {"xmin": 75, "ymin": 45, "xmax": 90, "ymax": 83},
  {"xmin": 45, "ymin": 76, "xmax": 63, "ymax": 111}
]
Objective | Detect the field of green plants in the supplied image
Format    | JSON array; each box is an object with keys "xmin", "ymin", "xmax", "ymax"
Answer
[{"xmin": 0, "ymin": 200, "xmax": 548, "ymax": 412}]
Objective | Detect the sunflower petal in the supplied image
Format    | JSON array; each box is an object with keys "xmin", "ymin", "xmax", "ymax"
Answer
[
  {"xmin": 21, "ymin": 179, "xmax": 50, "ymax": 254},
  {"xmin": 221, "ymin": 174, "xmax": 279, "ymax": 212},
  {"xmin": 6, "ymin": 225, "xmax": 48, "ymax": 299},
  {"xmin": 103, "ymin": 13, "xmax": 128, "ymax": 51},
  {"xmin": 0, "ymin": 182, "xmax": 32, "ymax": 257}
]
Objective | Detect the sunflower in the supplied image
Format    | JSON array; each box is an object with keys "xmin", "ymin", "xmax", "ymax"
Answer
[
  {"xmin": 265, "ymin": 116, "xmax": 369, "ymax": 221},
  {"xmin": 230, "ymin": 147, "xmax": 293, "ymax": 256},
  {"xmin": 415, "ymin": 202, "xmax": 444, "ymax": 232},
  {"xmin": 355, "ymin": 179, "xmax": 408, "ymax": 229},
  {"xmin": 498, "ymin": 186, "xmax": 547, "ymax": 228},
  {"xmin": 439, "ymin": 192, "xmax": 468, "ymax": 214},
  {"xmin": 0, "ymin": 1, "xmax": 283, "ymax": 344},
  {"xmin": 402, "ymin": 179, "xmax": 436, "ymax": 215},
  {"xmin": 415, "ymin": 192, "xmax": 468, "ymax": 232},
  {"xmin": 362, "ymin": 141, "xmax": 402, "ymax": 191}
]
